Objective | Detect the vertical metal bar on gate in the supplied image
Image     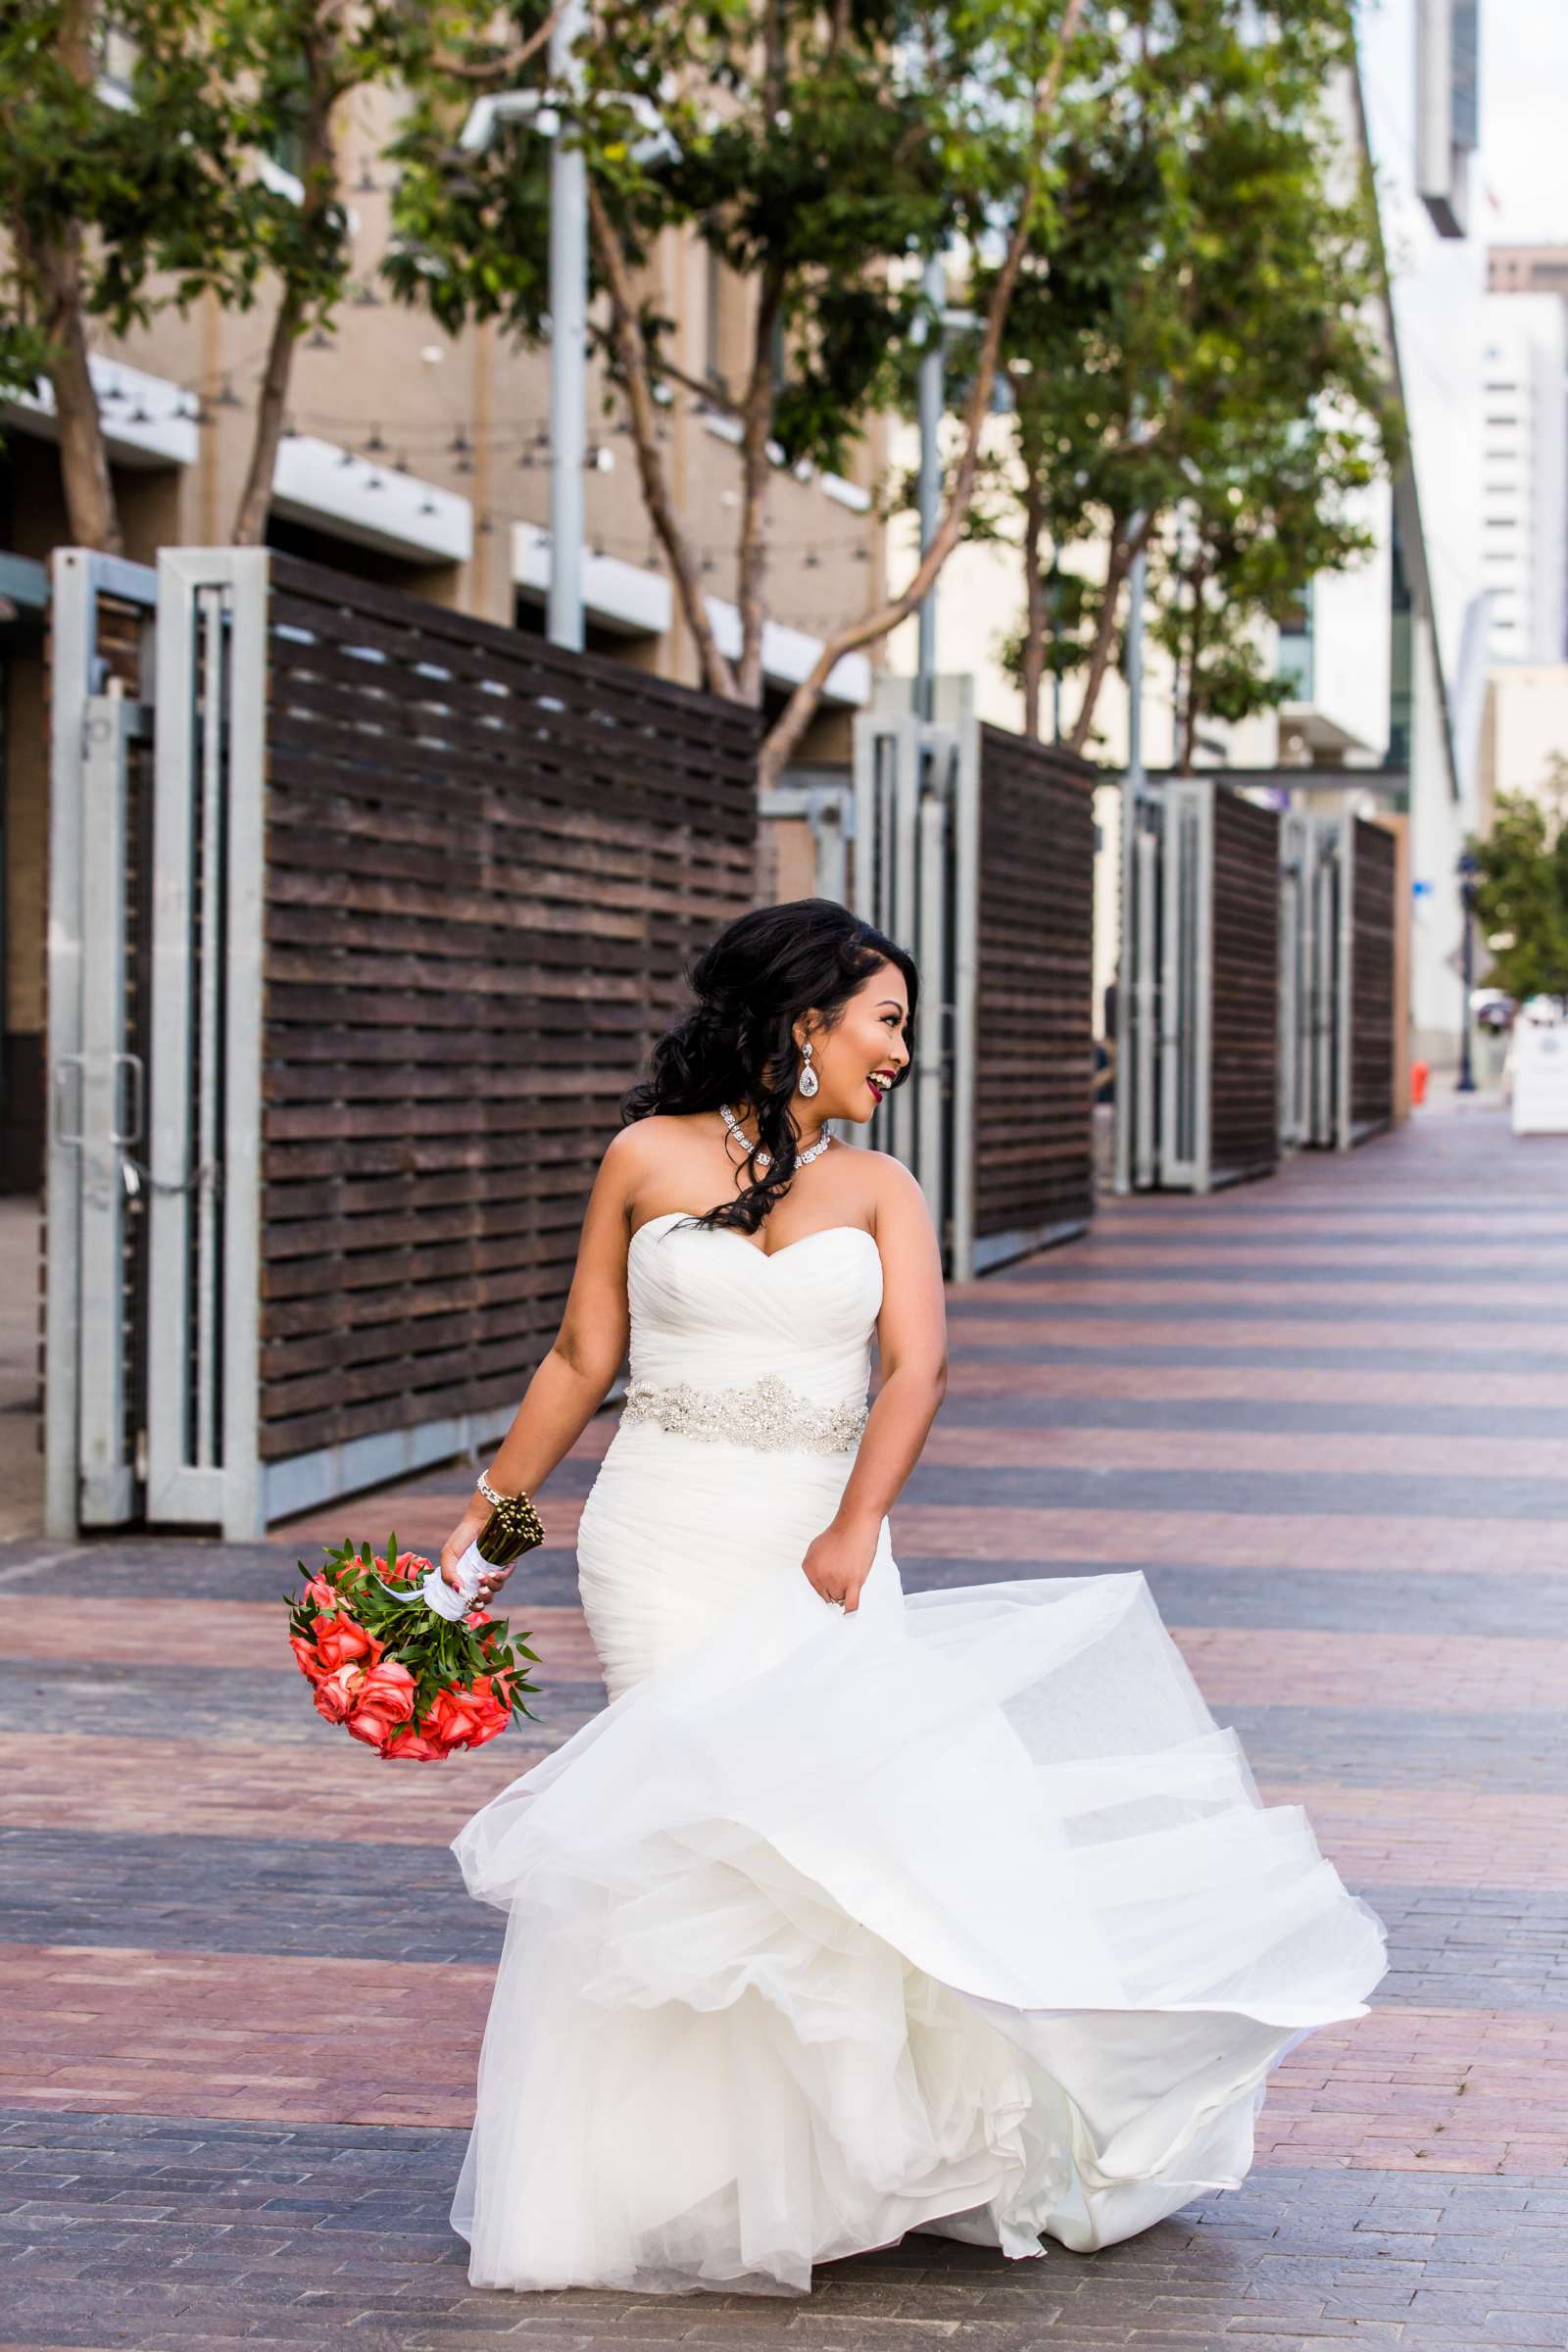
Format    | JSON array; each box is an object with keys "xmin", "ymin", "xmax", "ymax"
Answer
[
  {"xmin": 1309, "ymin": 821, "xmax": 1338, "ymax": 1149},
  {"xmin": 1193, "ymin": 785, "xmax": 1215, "ymax": 1192},
  {"xmin": 145, "ymin": 547, "xmax": 269, "ymax": 1538},
  {"xmin": 948, "ymin": 694, "xmax": 980, "ymax": 1283},
  {"xmin": 1159, "ymin": 782, "xmax": 1211, "ymax": 1192},
  {"xmin": 914, "ymin": 763, "xmax": 949, "ymax": 1240},
  {"xmin": 1335, "ymin": 808, "xmax": 1354, "ymax": 1152},
  {"xmin": 1132, "ymin": 809, "xmax": 1159, "ymax": 1193},
  {"xmin": 77, "ymin": 696, "xmax": 139, "ymax": 1524},
  {"xmin": 1278, "ymin": 813, "xmax": 1305, "ymax": 1152}
]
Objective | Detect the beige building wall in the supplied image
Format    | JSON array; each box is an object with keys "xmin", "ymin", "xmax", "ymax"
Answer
[{"xmin": 1478, "ymin": 663, "xmax": 1568, "ymax": 819}]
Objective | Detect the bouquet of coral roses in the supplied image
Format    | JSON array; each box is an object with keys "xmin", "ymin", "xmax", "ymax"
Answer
[{"xmin": 288, "ymin": 1529, "xmax": 541, "ymax": 1762}]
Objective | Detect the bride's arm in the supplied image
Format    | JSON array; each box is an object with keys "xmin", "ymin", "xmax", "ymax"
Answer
[
  {"xmin": 439, "ymin": 1130, "xmax": 640, "ymax": 1593},
  {"xmin": 800, "ymin": 1156, "xmax": 948, "ymax": 1614}
]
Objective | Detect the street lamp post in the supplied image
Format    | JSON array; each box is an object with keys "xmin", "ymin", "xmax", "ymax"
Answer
[
  {"xmin": 546, "ymin": 0, "xmax": 588, "ymax": 652},
  {"xmin": 913, "ymin": 251, "xmax": 945, "ymax": 722},
  {"xmin": 1456, "ymin": 848, "xmax": 1479, "ymax": 1095},
  {"xmin": 461, "ymin": 0, "xmax": 590, "ymax": 653}
]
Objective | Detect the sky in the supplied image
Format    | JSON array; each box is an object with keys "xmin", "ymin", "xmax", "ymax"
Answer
[{"xmin": 1479, "ymin": 0, "xmax": 1568, "ymax": 244}]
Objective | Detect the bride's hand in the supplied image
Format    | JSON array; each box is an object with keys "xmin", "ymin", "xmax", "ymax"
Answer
[
  {"xmin": 440, "ymin": 1496, "xmax": 505, "ymax": 1602},
  {"xmin": 800, "ymin": 1514, "xmax": 878, "ymax": 1614}
]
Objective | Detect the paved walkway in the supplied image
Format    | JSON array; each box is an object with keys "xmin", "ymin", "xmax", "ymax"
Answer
[{"xmin": 4, "ymin": 1100, "xmax": 1568, "ymax": 2350}]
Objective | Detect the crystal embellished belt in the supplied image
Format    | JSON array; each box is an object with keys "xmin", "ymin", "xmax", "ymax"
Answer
[{"xmin": 619, "ymin": 1372, "xmax": 868, "ymax": 1455}]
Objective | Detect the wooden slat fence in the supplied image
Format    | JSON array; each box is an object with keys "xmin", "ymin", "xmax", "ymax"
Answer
[
  {"xmin": 972, "ymin": 728, "xmax": 1097, "ymax": 1248},
  {"xmin": 1349, "ymin": 814, "xmax": 1397, "ymax": 1140},
  {"xmin": 1209, "ymin": 785, "xmax": 1280, "ymax": 1185},
  {"xmin": 259, "ymin": 554, "xmax": 759, "ymax": 1469}
]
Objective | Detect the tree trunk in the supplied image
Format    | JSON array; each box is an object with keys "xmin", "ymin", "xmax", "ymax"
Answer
[
  {"xmin": 35, "ymin": 226, "xmax": 122, "ymax": 554},
  {"xmin": 1065, "ymin": 505, "xmax": 1157, "ymax": 757},
  {"xmin": 232, "ymin": 284, "xmax": 303, "ymax": 548},
  {"xmin": 588, "ymin": 182, "xmax": 740, "ymax": 702},
  {"xmin": 1020, "ymin": 459, "xmax": 1048, "ymax": 741},
  {"xmin": 756, "ymin": 0, "xmax": 1090, "ymax": 789},
  {"xmin": 735, "ymin": 267, "xmax": 784, "ymax": 709},
  {"xmin": 1066, "ymin": 532, "xmax": 1130, "ymax": 757},
  {"xmin": 232, "ymin": 28, "xmax": 340, "ymax": 548},
  {"xmin": 23, "ymin": 0, "xmax": 120, "ymax": 553}
]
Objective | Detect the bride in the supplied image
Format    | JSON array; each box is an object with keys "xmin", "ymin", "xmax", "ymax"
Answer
[{"xmin": 438, "ymin": 897, "xmax": 1385, "ymax": 2299}]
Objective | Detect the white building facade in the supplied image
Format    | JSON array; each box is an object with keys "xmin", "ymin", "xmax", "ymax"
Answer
[{"xmin": 1479, "ymin": 291, "xmax": 1568, "ymax": 664}]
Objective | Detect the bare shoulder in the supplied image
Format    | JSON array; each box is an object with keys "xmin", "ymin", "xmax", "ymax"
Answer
[
  {"xmin": 856, "ymin": 1147, "xmax": 934, "ymax": 1233},
  {"xmin": 598, "ymin": 1113, "xmax": 710, "ymax": 1205}
]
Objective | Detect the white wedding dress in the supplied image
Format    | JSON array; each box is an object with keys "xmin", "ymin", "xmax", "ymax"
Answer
[{"xmin": 450, "ymin": 1209, "xmax": 1386, "ymax": 2297}]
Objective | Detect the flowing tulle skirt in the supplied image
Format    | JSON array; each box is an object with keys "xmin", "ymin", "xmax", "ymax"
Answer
[{"xmin": 449, "ymin": 1442, "xmax": 1385, "ymax": 2295}]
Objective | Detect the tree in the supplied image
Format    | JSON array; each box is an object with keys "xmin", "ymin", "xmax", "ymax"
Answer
[
  {"xmin": 386, "ymin": 0, "xmax": 1096, "ymax": 784},
  {"xmin": 216, "ymin": 1, "xmax": 434, "ymax": 548},
  {"xmin": 1472, "ymin": 773, "xmax": 1568, "ymax": 1006},
  {"xmin": 0, "ymin": 0, "xmax": 244, "ymax": 550},
  {"xmin": 0, "ymin": 0, "xmax": 445, "ymax": 553},
  {"xmin": 974, "ymin": 0, "xmax": 1394, "ymax": 755}
]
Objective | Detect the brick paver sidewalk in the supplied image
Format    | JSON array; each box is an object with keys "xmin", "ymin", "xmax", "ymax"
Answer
[{"xmin": 4, "ymin": 1100, "xmax": 1567, "ymax": 2349}]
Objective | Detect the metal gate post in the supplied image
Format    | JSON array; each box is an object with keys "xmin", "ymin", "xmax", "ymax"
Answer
[
  {"xmin": 854, "ymin": 673, "xmax": 976, "ymax": 1278},
  {"xmin": 1308, "ymin": 820, "xmax": 1339, "ymax": 1148},
  {"xmin": 145, "ymin": 548, "xmax": 270, "ymax": 1539},
  {"xmin": 948, "ymin": 688, "xmax": 980, "ymax": 1283},
  {"xmin": 77, "ymin": 695, "xmax": 147, "ymax": 1523},
  {"xmin": 1279, "ymin": 813, "xmax": 1306, "ymax": 1152},
  {"xmin": 1159, "ymin": 782, "xmax": 1211, "ymax": 1191},
  {"xmin": 1335, "ymin": 808, "xmax": 1354, "ymax": 1152},
  {"xmin": 43, "ymin": 549, "xmax": 158, "ymax": 1540}
]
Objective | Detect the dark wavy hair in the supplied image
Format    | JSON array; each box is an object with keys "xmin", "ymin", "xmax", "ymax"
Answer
[{"xmin": 620, "ymin": 898, "xmax": 918, "ymax": 1236}]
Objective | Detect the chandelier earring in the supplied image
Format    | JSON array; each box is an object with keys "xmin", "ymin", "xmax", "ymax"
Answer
[{"xmin": 797, "ymin": 1039, "xmax": 820, "ymax": 1099}]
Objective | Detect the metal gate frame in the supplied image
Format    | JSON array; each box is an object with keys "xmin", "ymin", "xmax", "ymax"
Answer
[
  {"xmin": 45, "ymin": 546, "xmax": 270, "ymax": 1542},
  {"xmin": 144, "ymin": 548, "xmax": 270, "ymax": 1537},
  {"xmin": 1117, "ymin": 780, "xmax": 1232, "ymax": 1194},
  {"xmin": 44, "ymin": 549, "xmax": 158, "ymax": 1537},
  {"xmin": 1278, "ymin": 806, "xmax": 1352, "ymax": 1153},
  {"xmin": 852, "ymin": 673, "xmax": 978, "ymax": 1278}
]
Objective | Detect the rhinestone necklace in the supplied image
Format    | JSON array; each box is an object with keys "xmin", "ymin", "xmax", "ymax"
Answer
[{"xmin": 719, "ymin": 1101, "xmax": 832, "ymax": 1169}]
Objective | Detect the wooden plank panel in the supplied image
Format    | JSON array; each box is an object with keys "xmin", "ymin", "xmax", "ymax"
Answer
[
  {"xmin": 257, "ymin": 556, "xmax": 759, "ymax": 1464},
  {"xmin": 1209, "ymin": 787, "xmax": 1280, "ymax": 1184},
  {"xmin": 972, "ymin": 729, "xmax": 1097, "ymax": 1242},
  {"xmin": 1350, "ymin": 815, "xmax": 1396, "ymax": 1138}
]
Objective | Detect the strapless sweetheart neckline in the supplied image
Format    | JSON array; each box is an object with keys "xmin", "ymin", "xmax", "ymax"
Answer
[{"xmin": 630, "ymin": 1206, "xmax": 880, "ymax": 1266}]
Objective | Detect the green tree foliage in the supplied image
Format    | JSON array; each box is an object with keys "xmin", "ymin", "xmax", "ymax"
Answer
[
  {"xmin": 0, "ymin": 0, "xmax": 249, "ymax": 549},
  {"xmin": 1472, "ymin": 772, "xmax": 1568, "ymax": 1005},
  {"xmin": 0, "ymin": 0, "xmax": 445, "ymax": 551},
  {"xmin": 386, "ymin": 0, "xmax": 1096, "ymax": 778},
  {"xmin": 980, "ymin": 0, "xmax": 1397, "ymax": 756}
]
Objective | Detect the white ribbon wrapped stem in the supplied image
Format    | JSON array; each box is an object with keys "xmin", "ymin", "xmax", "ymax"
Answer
[{"xmin": 422, "ymin": 1540, "xmax": 486, "ymax": 1622}]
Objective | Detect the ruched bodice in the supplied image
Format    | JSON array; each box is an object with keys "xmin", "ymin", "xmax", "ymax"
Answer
[{"xmin": 626, "ymin": 1210, "xmax": 882, "ymax": 1404}]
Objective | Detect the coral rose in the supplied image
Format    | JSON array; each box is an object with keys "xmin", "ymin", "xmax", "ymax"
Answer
[
  {"xmin": 380, "ymin": 1730, "xmax": 450, "ymax": 1762},
  {"xmin": 289, "ymin": 1632, "xmax": 327, "ymax": 1685},
  {"xmin": 375, "ymin": 1550, "xmax": 429, "ymax": 1585},
  {"xmin": 313, "ymin": 1663, "xmax": 366, "ymax": 1724},
  {"xmin": 424, "ymin": 1685, "xmax": 487, "ymax": 1750},
  {"xmin": 345, "ymin": 1706, "xmax": 400, "ymax": 1749},
  {"xmin": 466, "ymin": 1696, "xmax": 512, "ymax": 1747},
  {"xmin": 355, "ymin": 1659, "xmax": 416, "ymax": 1727},
  {"xmin": 314, "ymin": 1614, "xmax": 381, "ymax": 1674}
]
